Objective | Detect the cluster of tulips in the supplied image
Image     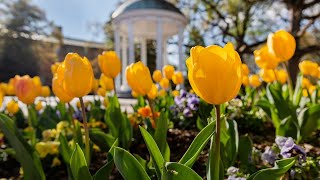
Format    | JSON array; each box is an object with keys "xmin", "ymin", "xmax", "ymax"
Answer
[{"xmin": 0, "ymin": 29, "xmax": 318, "ymax": 180}]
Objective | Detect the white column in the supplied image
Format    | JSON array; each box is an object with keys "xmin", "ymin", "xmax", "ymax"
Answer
[
  {"xmin": 114, "ymin": 25, "xmax": 121, "ymax": 89},
  {"xmin": 121, "ymin": 36, "xmax": 129, "ymax": 91},
  {"xmin": 128, "ymin": 21, "xmax": 135, "ymax": 64},
  {"xmin": 163, "ymin": 38, "xmax": 167, "ymax": 66},
  {"xmin": 141, "ymin": 38, "xmax": 147, "ymax": 65},
  {"xmin": 178, "ymin": 26, "xmax": 184, "ymax": 72},
  {"xmin": 156, "ymin": 19, "xmax": 163, "ymax": 70}
]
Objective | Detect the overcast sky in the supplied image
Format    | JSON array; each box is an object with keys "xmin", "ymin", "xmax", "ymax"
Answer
[{"xmin": 32, "ymin": 0, "xmax": 120, "ymax": 42}]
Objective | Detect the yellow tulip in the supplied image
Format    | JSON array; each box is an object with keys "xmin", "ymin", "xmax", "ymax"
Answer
[
  {"xmin": 51, "ymin": 62, "xmax": 61, "ymax": 74},
  {"xmin": 0, "ymin": 90, "xmax": 3, "ymax": 108},
  {"xmin": 32, "ymin": 76, "xmax": 42, "ymax": 95},
  {"xmin": 162, "ymin": 65, "xmax": 175, "ymax": 80},
  {"xmin": 267, "ymin": 30, "xmax": 296, "ymax": 62},
  {"xmin": 299, "ymin": 60, "xmax": 318, "ymax": 78},
  {"xmin": 242, "ymin": 76, "xmax": 249, "ymax": 87},
  {"xmin": 98, "ymin": 51, "xmax": 121, "ymax": 78},
  {"xmin": 0, "ymin": 83, "xmax": 7, "ymax": 94},
  {"xmin": 14, "ymin": 75, "xmax": 39, "ymax": 104},
  {"xmin": 254, "ymin": 45, "xmax": 280, "ymax": 69},
  {"xmin": 147, "ymin": 84, "xmax": 158, "ymax": 100},
  {"xmin": 99, "ymin": 74, "xmax": 114, "ymax": 91},
  {"xmin": 186, "ymin": 42, "xmax": 242, "ymax": 105},
  {"xmin": 159, "ymin": 78, "xmax": 170, "ymax": 90},
  {"xmin": 62, "ymin": 53, "xmax": 94, "ymax": 97},
  {"xmin": 303, "ymin": 85, "xmax": 316, "ymax": 97},
  {"xmin": 318, "ymin": 67, "xmax": 320, "ymax": 79},
  {"xmin": 91, "ymin": 78, "xmax": 99, "ymax": 93},
  {"xmin": 172, "ymin": 71, "xmax": 184, "ymax": 85},
  {"xmin": 6, "ymin": 84, "xmax": 15, "ymax": 95},
  {"xmin": 241, "ymin": 64, "xmax": 250, "ymax": 76},
  {"xmin": 259, "ymin": 69, "xmax": 276, "ymax": 83},
  {"xmin": 7, "ymin": 100, "xmax": 19, "ymax": 114},
  {"xmin": 52, "ymin": 65, "xmax": 74, "ymax": 103},
  {"xmin": 301, "ymin": 78, "xmax": 311, "ymax": 88},
  {"xmin": 275, "ymin": 69, "xmax": 288, "ymax": 84},
  {"xmin": 41, "ymin": 86, "xmax": 51, "ymax": 97},
  {"xmin": 152, "ymin": 70, "xmax": 163, "ymax": 83},
  {"xmin": 35, "ymin": 142, "xmax": 50, "ymax": 158},
  {"xmin": 172, "ymin": 90, "xmax": 180, "ymax": 97},
  {"xmin": 51, "ymin": 157, "xmax": 61, "ymax": 167},
  {"xmin": 126, "ymin": 61, "xmax": 153, "ymax": 95},
  {"xmin": 35, "ymin": 101, "xmax": 43, "ymax": 111},
  {"xmin": 249, "ymin": 74, "xmax": 262, "ymax": 88},
  {"xmin": 96, "ymin": 87, "xmax": 106, "ymax": 97}
]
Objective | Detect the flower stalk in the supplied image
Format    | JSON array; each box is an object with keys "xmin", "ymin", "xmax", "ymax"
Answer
[
  {"xmin": 213, "ymin": 105, "xmax": 221, "ymax": 180},
  {"xmin": 79, "ymin": 97, "xmax": 90, "ymax": 164}
]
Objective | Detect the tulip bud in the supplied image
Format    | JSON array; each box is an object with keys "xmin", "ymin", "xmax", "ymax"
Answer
[
  {"xmin": 259, "ymin": 69, "xmax": 276, "ymax": 83},
  {"xmin": 98, "ymin": 51, "xmax": 121, "ymax": 78},
  {"xmin": 152, "ymin": 70, "xmax": 163, "ymax": 83},
  {"xmin": 99, "ymin": 74, "xmax": 114, "ymax": 91},
  {"xmin": 299, "ymin": 60, "xmax": 319, "ymax": 78},
  {"xmin": 162, "ymin": 65, "xmax": 175, "ymax": 80},
  {"xmin": 254, "ymin": 45, "xmax": 280, "ymax": 69},
  {"xmin": 6, "ymin": 100, "xmax": 19, "ymax": 114},
  {"xmin": 249, "ymin": 75, "xmax": 261, "ymax": 88},
  {"xmin": 301, "ymin": 78, "xmax": 311, "ymax": 88},
  {"xmin": 14, "ymin": 75, "xmax": 39, "ymax": 104},
  {"xmin": 242, "ymin": 76, "xmax": 249, "ymax": 87},
  {"xmin": 241, "ymin": 64, "xmax": 250, "ymax": 76},
  {"xmin": 186, "ymin": 42, "xmax": 242, "ymax": 105},
  {"xmin": 159, "ymin": 78, "xmax": 170, "ymax": 90},
  {"xmin": 62, "ymin": 53, "xmax": 94, "ymax": 97},
  {"xmin": 41, "ymin": 86, "xmax": 51, "ymax": 97},
  {"xmin": 172, "ymin": 71, "xmax": 184, "ymax": 85},
  {"xmin": 147, "ymin": 84, "xmax": 158, "ymax": 100},
  {"xmin": 126, "ymin": 61, "xmax": 153, "ymax": 96},
  {"xmin": 267, "ymin": 30, "xmax": 296, "ymax": 62},
  {"xmin": 275, "ymin": 69, "xmax": 288, "ymax": 84}
]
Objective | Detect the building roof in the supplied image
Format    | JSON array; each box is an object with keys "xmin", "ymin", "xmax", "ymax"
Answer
[{"xmin": 112, "ymin": 0, "xmax": 184, "ymax": 18}]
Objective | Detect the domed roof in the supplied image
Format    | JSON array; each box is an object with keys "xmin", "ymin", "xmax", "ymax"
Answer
[{"xmin": 112, "ymin": 0, "xmax": 184, "ymax": 18}]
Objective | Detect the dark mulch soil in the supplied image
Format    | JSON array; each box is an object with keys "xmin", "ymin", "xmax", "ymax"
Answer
[{"xmin": 1, "ymin": 123, "xmax": 319, "ymax": 179}]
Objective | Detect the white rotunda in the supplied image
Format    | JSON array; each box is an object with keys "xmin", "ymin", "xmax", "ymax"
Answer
[{"xmin": 112, "ymin": 0, "xmax": 187, "ymax": 92}]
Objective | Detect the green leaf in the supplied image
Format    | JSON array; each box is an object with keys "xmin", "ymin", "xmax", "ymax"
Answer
[
  {"xmin": 248, "ymin": 157, "xmax": 296, "ymax": 180},
  {"xmin": 238, "ymin": 135, "xmax": 252, "ymax": 166},
  {"xmin": 89, "ymin": 128, "xmax": 116, "ymax": 152},
  {"xmin": 220, "ymin": 119, "xmax": 239, "ymax": 168},
  {"xmin": 162, "ymin": 162, "xmax": 202, "ymax": 180},
  {"xmin": 199, "ymin": 100, "xmax": 213, "ymax": 123},
  {"xmin": 139, "ymin": 126, "xmax": 165, "ymax": 179},
  {"xmin": 154, "ymin": 111, "xmax": 169, "ymax": 161},
  {"xmin": 0, "ymin": 114, "xmax": 45, "ymax": 180},
  {"xmin": 93, "ymin": 159, "xmax": 114, "ymax": 180},
  {"xmin": 59, "ymin": 134, "xmax": 73, "ymax": 164},
  {"xmin": 114, "ymin": 147, "xmax": 150, "ymax": 180},
  {"xmin": 298, "ymin": 104, "xmax": 320, "ymax": 141},
  {"xmin": 70, "ymin": 144, "xmax": 93, "ymax": 180},
  {"xmin": 293, "ymin": 75, "xmax": 303, "ymax": 106},
  {"xmin": 74, "ymin": 121, "xmax": 84, "ymax": 148},
  {"xmin": 179, "ymin": 121, "xmax": 215, "ymax": 167}
]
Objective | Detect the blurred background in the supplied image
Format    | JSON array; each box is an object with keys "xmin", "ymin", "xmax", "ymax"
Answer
[{"xmin": 0, "ymin": 0, "xmax": 319, "ymax": 85}]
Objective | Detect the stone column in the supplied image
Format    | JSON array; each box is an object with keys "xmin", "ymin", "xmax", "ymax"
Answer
[
  {"xmin": 156, "ymin": 19, "xmax": 163, "ymax": 70},
  {"xmin": 128, "ymin": 21, "xmax": 135, "ymax": 64},
  {"xmin": 178, "ymin": 26, "xmax": 184, "ymax": 72},
  {"xmin": 140, "ymin": 38, "xmax": 147, "ymax": 65},
  {"xmin": 121, "ymin": 36, "xmax": 129, "ymax": 91},
  {"xmin": 114, "ymin": 24, "xmax": 121, "ymax": 89}
]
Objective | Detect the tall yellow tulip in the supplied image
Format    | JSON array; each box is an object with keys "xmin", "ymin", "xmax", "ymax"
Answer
[
  {"xmin": 254, "ymin": 45, "xmax": 280, "ymax": 69},
  {"xmin": 98, "ymin": 51, "xmax": 121, "ymax": 78},
  {"xmin": 126, "ymin": 61, "xmax": 153, "ymax": 96},
  {"xmin": 275, "ymin": 69, "xmax": 288, "ymax": 84},
  {"xmin": 51, "ymin": 62, "xmax": 61, "ymax": 74},
  {"xmin": 249, "ymin": 75, "xmax": 261, "ymax": 88},
  {"xmin": 33, "ymin": 76, "xmax": 42, "ymax": 96},
  {"xmin": 147, "ymin": 84, "xmax": 158, "ymax": 100},
  {"xmin": 62, "ymin": 53, "xmax": 94, "ymax": 97},
  {"xmin": 186, "ymin": 42, "xmax": 242, "ymax": 105},
  {"xmin": 14, "ymin": 75, "xmax": 39, "ymax": 104},
  {"xmin": 172, "ymin": 71, "xmax": 184, "ymax": 85},
  {"xmin": 162, "ymin": 65, "xmax": 175, "ymax": 80},
  {"xmin": 159, "ymin": 78, "xmax": 170, "ymax": 90},
  {"xmin": 267, "ymin": 30, "xmax": 296, "ymax": 62},
  {"xmin": 52, "ymin": 70, "xmax": 74, "ymax": 103},
  {"xmin": 299, "ymin": 60, "xmax": 319, "ymax": 78}
]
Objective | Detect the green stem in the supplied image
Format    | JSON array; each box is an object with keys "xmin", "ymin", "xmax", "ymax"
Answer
[
  {"xmin": 213, "ymin": 105, "xmax": 221, "ymax": 180},
  {"xmin": 146, "ymin": 97, "xmax": 156, "ymax": 120},
  {"xmin": 67, "ymin": 103, "xmax": 77, "ymax": 139},
  {"xmin": 113, "ymin": 78, "xmax": 117, "ymax": 97},
  {"xmin": 79, "ymin": 97, "xmax": 90, "ymax": 165},
  {"xmin": 283, "ymin": 62, "xmax": 293, "ymax": 100},
  {"xmin": 27, "ymin": 105, "xmax": 36, "ymax": 146}
]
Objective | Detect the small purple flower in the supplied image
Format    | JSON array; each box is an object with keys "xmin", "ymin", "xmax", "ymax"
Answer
[
  {"xmin": 261, "ymin": 146, "xmax": 277, "ymax": 164},
  {"xmin": 276, "ymin": 136, "xmax": 306, "ymax": 160},
  {"xmin": 183, "ymin": 108, "xmax": 193, "ymax": 117},
  {"xmin": 227, "ymin": 166, "xmax": 239, "ymax": 175},
  {"xmin": 275, "ymin": 136, "xmax": 288, "ymax": 149},
  {"xmin": 187, "ymin": 96, "xmax": 199, "ymax": 111},
  {"xmin": 227, "ymin": 175, "xmax": 246, "ymax": 180},
  {"xmin": 180, "ymin": 89, "xmax": 187, "ymax": 97}
]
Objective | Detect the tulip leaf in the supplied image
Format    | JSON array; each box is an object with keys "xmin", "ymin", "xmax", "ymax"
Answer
[
  {"xmin": 154, "ymin": 111, "xmax": 169, "ymax": 161},
  {"xmin": 220, "ymin": 119, "xmax": 239, "ymax": 168},
  {"xmin": 70, "ymin": 143, "xmax": 93, "ymax": 180},
  {"xmin": 89, "ymin": 128, "xmax": 116, "ymax": 152},
  {"xmin": 0, "ymin": 113, "xmax": 45, "ymax": 180},
  {"xmin": 59, "ymin": 134, "xmax": 73, "ymax": 164},
  {"xmin": 298, "ymin": 104, "xmax": 320, "ymax": 141},
  {"xmin": 293, "ymin": 74, "xmax": 303, "ymax": 106},
  {"xmin": 179, "ymin": 121, "xmax": 215, "ymax": 167},
  {"xmin": 238, "ymin": 135, "xmax": 253, "ymax": 166},
  {"xmin": 114, "ymin": 147, "xmax": 150, "ymax": 180},
  {"xmin": 139, "ymin": 126, "xmax": 165, "ymax": 179},
  {"xmin": 161, "ymin": 162, "xmax": 202, "ymax": 180},
  {"xmin": 248, "ymin": 157, "xmax": 296, "ymax": 180}
]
